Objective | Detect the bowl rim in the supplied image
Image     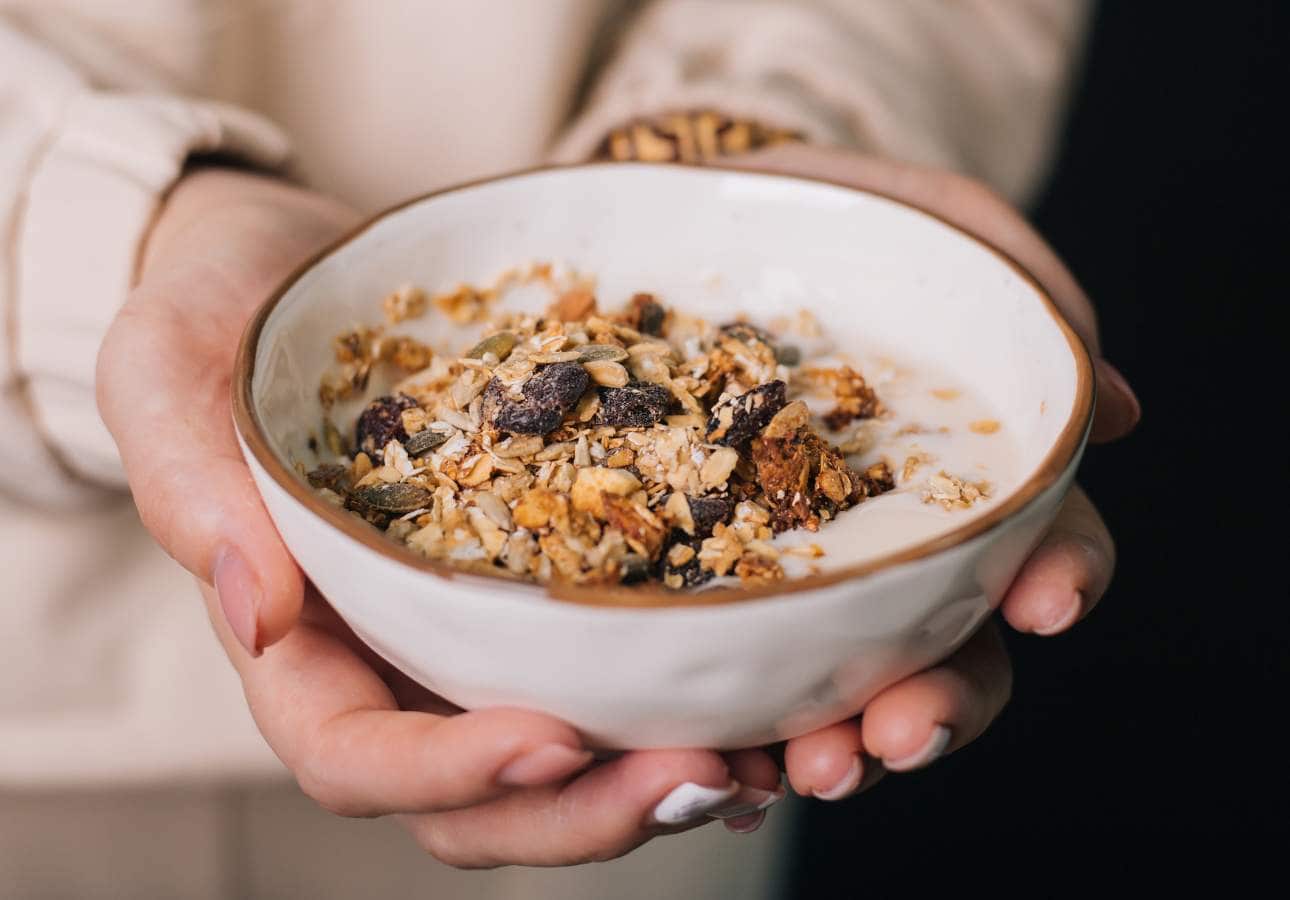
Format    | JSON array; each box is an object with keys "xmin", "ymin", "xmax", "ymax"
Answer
[{"xmin": 232, "ymin": 162, "xmax": 1094, "ymax": 608}]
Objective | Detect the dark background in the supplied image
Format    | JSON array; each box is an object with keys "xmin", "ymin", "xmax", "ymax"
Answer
[{"xmin": 788, "ymin": 3, "xmax": 1283, "ymax": 890}]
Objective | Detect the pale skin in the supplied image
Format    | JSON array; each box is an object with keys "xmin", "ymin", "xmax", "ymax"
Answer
[{"xmin": 97, "ymin": 145, "xmax": 1139, "ymax": 868}]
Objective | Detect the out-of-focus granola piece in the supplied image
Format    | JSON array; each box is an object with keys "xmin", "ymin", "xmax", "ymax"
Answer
[
  {"xmin": 969, "ymin": 419, "xmax": 1002, "ymax": 434},
  {"xmin": 387, "ymin": 336, "xmax": 433, "ymax": 371},
  {"xmin": 305, "ymin": 463, "xmax": 349, "ymax": 494},
  {"xmin": 549, "ymin": 289, "xmax": 597, "ymax": 322},
  {"xmin": 705, "ymin": 380, "xmax": 788, "ymax": 446},
  {"xmin": 627, "ymin": 293, "xmax": 667, "ymax": 336},
  {"xmin": 355, "ymin": 394, "xmax": 418, "ymax": 458},
  {"xmin": 382, "ymin": 284, "xmax": 427, "ymax": 324},
  {"xmin": 734, "ymin": 552, "xmax": 785, "ymax": 585},
  {"xmin": 434, "ymin": 284, "xmax": 489, "ymax": 324}
]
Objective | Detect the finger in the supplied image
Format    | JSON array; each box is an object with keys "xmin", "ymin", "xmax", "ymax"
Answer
[
  {"xmin": 1001, "ymin": 484, "xmax": 1115, "ymax": 635},
  {"xmin": 721, "ymin": 748, "xmax": 786, "ymax": 833},
  {"xmin": 860, "ymin": 621, "xmax": 1012, "ymax": 771},
  {"xmin": 783, "ymin": 718, "xmax": 867, "ymax": 800},
  {"xmin": 99, "ymin": 194, "xmax": 355, "ymax": 652},
  {"xmin": 405, "ymin": 747, "xmax": 786, "ymax": 868},
  {"xmin": 726, "ymin": 146, "xmax": 1140, "ymax": 442},
  {"xmin": 201, "ymin": 584, "xmax": 591, "ymax": 817}
]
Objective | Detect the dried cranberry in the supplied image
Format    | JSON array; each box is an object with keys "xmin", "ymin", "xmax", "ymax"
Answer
[
  {"xmin": 630, "ymin": 293, "xmax": 667, "ymax": 336},
  {"xmin": 686, "ymin": 495, "xmax": 734, "ymax": 538}
]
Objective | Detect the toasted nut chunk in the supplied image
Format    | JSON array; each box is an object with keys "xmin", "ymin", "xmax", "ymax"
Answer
[
  {"xmin": 699, "ymin": 446, "xmax": 739, "ymax": 488},
  {"xmin": 583, "ymin": 359, "xmax": 630, "ymax": 388},
  {"xmin": 570, "ymin": 466, "xmax": 642, "ymax": 517},
  {"xmin": 514, "ymin": 488, "xmax": 562, "ymax": 529},
  {"xmin": 762, "ymin": 400, "xmax": 810, "ymax": 439},
  {"xmin": 550, "ymin": 289, "xmax": 597, "ymax": 321}
]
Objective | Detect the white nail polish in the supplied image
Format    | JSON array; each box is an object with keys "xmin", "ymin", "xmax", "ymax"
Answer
[
  {"xmin": 812, "ymin": 755, "xmax": 863, "ymax": 801},
  {"xmin": 884, "ymin": 724, "xmax": 952, "ymax": 772},
  {"xmin": 651, "ymin": 781, "xmax": 739, "ymax": 826}
]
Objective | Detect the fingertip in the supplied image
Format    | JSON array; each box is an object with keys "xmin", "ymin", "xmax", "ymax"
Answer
[
  {"xmin": 1001, "ymin": 529, "xmax": 1109, "ymax": 635},
  {"xmin": 783, "ymin": 720, "xmax": 864, "ymax": 798},
  {"xmin": 1089, "ymin": 358, "xmax": 1141, "ymax": 443}
]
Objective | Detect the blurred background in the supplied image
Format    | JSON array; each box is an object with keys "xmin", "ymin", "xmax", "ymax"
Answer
[{"xmin": 790, "ymin": 2, "xmax": 1281, "ymax": 890}]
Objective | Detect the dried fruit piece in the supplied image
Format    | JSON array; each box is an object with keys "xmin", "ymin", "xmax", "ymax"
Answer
[
  {"xmin": 577, "ymin": 344, "xmax": 629, "ymax": 363},
  {"xmin": 629, "ymin": 293, "xmax": 666, "ymax": 336},
  {"xmin": 493, "ymin": 362, "xmax": 591, "ymax": 435},
  {"xmin": 355, "ymin": 394, "xmax": 418, "ymax": 457},
  {"xmin": 686, "ymin": 494, "xmax": 735, "ymax": 538},
  {"xmin": 466, "ymin": 331, "xmax": 517, "ymax": 361},
  {"xmin": 705, "ymin": 380, "xmax": 787, "ymax": 446},
  {"xmin": 619, "ymin": 553, "xmax": 651, "ymax": 584},
  {"xmin": 350, "ymin": 482, "xmax": 433, "ymax": 515},
  {"xmin": 593, "ymin": 381, "xmax": 673, "ymax": 428},
  {"xmin": 404, "ymin": 428, "xmax": 450, "ymax": 457},
  {"xmin": 657, "ymin": 534, "xmax": 713, "ymax": 589}
]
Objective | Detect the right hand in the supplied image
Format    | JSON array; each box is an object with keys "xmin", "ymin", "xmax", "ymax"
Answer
[{"xmin": 97, "ymin": 168, "xmax": 784, "ymax": 867}]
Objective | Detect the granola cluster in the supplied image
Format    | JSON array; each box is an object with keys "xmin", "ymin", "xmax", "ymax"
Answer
[{"xmin": 307, "ymin": 281, "xmax": 897, "ymax": 590}]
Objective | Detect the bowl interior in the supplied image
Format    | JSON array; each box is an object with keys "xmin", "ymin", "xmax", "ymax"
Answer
[{"xmin": 245, "ymin": 164, "xmax": 1088, "ymax": 599}]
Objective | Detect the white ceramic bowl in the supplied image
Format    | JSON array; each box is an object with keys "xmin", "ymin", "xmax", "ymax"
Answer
[{"xmin": 234, "ymin": 164, "xmax": 1092, "ymax": 750}]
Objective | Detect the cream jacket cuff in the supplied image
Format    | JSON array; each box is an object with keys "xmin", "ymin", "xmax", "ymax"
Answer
[{"xmin": 13, "ymin": 94, "xmax": 289, "ymax": 498}]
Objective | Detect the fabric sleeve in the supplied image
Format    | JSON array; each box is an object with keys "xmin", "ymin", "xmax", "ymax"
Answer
[
  {"xmin": 0, "ymin": 16, "xmax": 290, "ymax": 506},
  {"xmin": 554, "ymin": 0, "xmax": 1092, "ymax": 206}
]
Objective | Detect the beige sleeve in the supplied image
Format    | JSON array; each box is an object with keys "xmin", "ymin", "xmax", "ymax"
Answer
[
  {"xmin": 555, "ymin": 0, "xmax": 1092, "ymax": 205},
  {"xmin": 0, "ymin": 15, "xmax": 290, "ymax": 506}
]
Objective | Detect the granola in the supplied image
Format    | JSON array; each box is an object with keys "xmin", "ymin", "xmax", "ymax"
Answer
[{"xmin": 306, "ymin": 278, "xmax": 902, "ymax": 590}]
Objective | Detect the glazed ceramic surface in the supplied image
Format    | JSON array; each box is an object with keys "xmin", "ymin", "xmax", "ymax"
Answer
[{"xmin": 235, "ymin": 164, "xmax": 1091, "ymax": 749}]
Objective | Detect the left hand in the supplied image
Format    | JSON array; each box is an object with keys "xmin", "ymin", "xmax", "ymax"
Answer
[{"xmin": 743, "ymin": 145, "xmax": 1140, "ymax": 808}]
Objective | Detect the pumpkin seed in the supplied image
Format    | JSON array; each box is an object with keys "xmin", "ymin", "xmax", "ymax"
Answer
[
  {"xmin": 466, "ymin": 331, "xmax": 517, "ymax": 360},
  {"xmin": 577, "ymin": 343, "xmax": 629, "ymax": 363},
  {"xmin": 352, "ymin": 482, "xmax": 433, "ymax": 514},
  {"xmin": 404, "ymin": 428, "xmax": 450, "ymax": 456}
]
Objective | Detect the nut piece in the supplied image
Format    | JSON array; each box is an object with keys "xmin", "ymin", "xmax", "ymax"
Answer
[
  {"xmin": 761, "ymin": 400, "xmax": 810, "ymax": 439},
  {"xmin": 705, "ymin": 380, "xmax": 788, "ymax": 446},
  {"xmin": 514, "ymin": 488, "xmax": 564, "ymax": 529},
  {"xmin": 549, "ymin": 289, "xmax": 597, "ymax": 321},
  {"xmin": 583, "ymin": 359, "xmax": 630, "ymax": 387},
  {"xmin": 570, "ymin": 466, "xmax": 642, "ymax": 517},
  {"xmin": 699, "ymin": 447, "xmax": 739, "ymax": 488}
]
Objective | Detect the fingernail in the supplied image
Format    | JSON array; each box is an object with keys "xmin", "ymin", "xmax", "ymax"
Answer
[
  {"xmin": 213, "ymin": 546, "xmax": 261, "ymax": 656},
  {"xmin": 497, "ymin": 744, "xmax": 593, "ymax": 787},
  {"xmin": 812, "ymin": 754, "xmax": 863, "ymax": 801},
  {"xmin": 723, "ymin": 810, "xmax": 767, "ymax": 834},
  {"xmin": 706, "ymin": 784, "xmax": 786, "ymax": 820},
  {"xmin": 1034, "ymin": 589, "xmax": 1084, "ymax": 636},
  {"xmin": 650, "ymin": 781, "xmax": 739, "ymax": 826},
  {"xmin": 1093, "ymin": 358, "xmax": 1142, "ymax": 436},
  {"xmin": 883, "ymin": 724, "xmax": 952, "ymax": 772}
]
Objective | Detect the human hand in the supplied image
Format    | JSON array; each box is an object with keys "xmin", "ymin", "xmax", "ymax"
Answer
[
  {"xmin": 98, "ymin": 168, "xmax": 784, "ymax": 866},
  {"xmin": 724, "ymin": 145, "xmax": 1140, "ymax": 801}
]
